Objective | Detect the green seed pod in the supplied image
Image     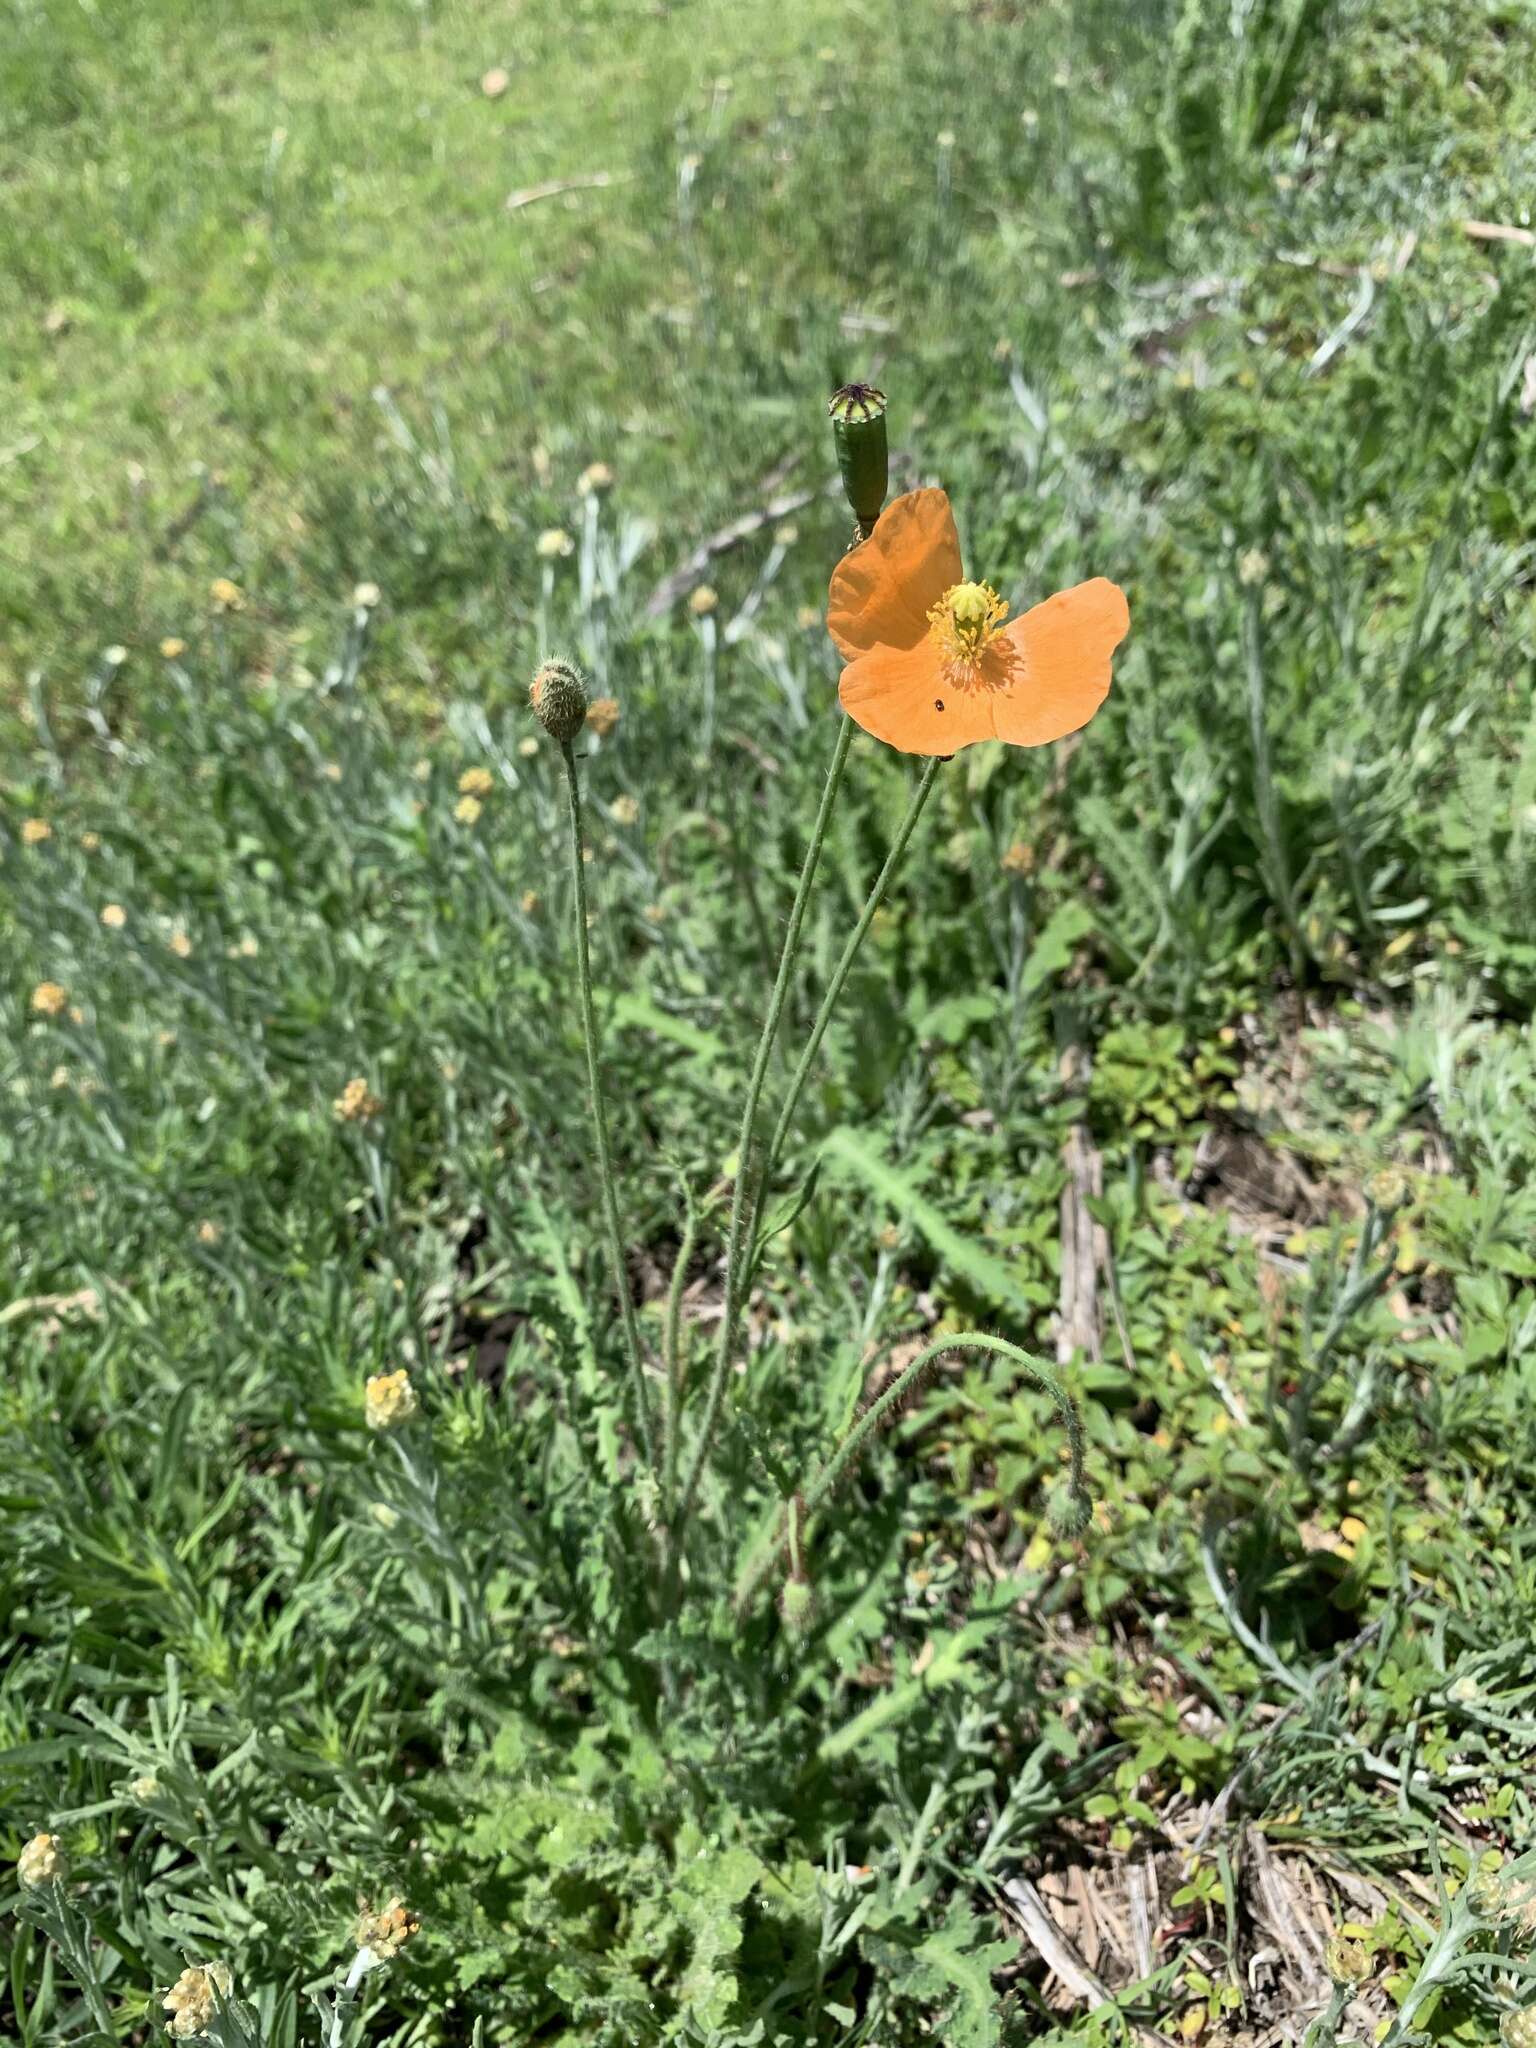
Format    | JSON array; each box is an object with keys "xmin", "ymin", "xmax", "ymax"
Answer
[
  {"xmin": 531, "ymin": 658, "xmax": 589, "ymax": 743},
  {"xmin": 1046, "ymin": 1482, "xmax": 1093, "ymax": 1541},
  {"xmin": 1324, "ymin": 1938, "xmax": 1371, "ymax": 1987},
  {"xmin": 828, "ymin": 383, "xmax": 888, "ymax": 540}
]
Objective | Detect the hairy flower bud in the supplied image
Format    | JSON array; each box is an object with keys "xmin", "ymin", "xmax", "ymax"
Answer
[
  {"xmin": 828, "ymin": 382, "xmax": 888, "ymax": 539},
  {"xmin": 779, "ymin": 1575, "xmax": 817, "ymax": 1636},
  {"xmin": 1046, "ymin": 1482, "xmax": 1093, "ymax": 1541},
  {"xmin": 1502, "ymin": 2010, "xmax": 1536, "ymax": 2048},
  {"xmin": 530, "ymin": 659, "xmax": 589, "ymax": 743}
]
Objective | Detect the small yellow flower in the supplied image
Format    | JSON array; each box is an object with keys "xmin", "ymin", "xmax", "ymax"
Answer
[
  {"xmin": 517, "ymin": 736, "xmax": 540, "ymax": 759},
  {"xmin": 1237, "ymin": 548, "xmax": 1270, "ymax": 588},
  {"xmin": 79, "ymin": 831, "xmax": 101, "ymax": 852},
  {"xmin": 454, "ymin": 794, "xmax": 483, "ymax": 826},
  {"xmin": 196, "ymin": 1220, "xmax": 222, "ymax": 1246},
  {"xmin": 536, "ymin": 527, "xmax": 574, "ymax": 560},
  {"xmin": 157, "ymin": 1029, "xmax": 177, "ymax": 1050},
  {"xmin": 164, "ymin": 1963, "xmax": 233, "ymax": 2038},
  {"xmin": 100, "ymin": 903, "xmax": 127, "ymax": 930},
  {"xmin": 322, "ymin": 761, "xmax": 343, "ymax": 784},
  {"xmin": 17, "ymin": 1833, "xmax": 68, "ymax": 1888},
  {"xmin": 21, "ymin": 817, "xmax": 52, "ymax": 846},
  {"xmin": 1000, "ymin": 840, "xmax": 1034, "ymax": 876},
  {"xmin": 1324, "ymin": 1937, "xmax": 1372, "ymax": 1987},
  {"xmin": 31, "ymin": 981, "xmax": 68, "ymax": 1017},
  {"xmin": 369, "ymin": 1501, "xmax": 400, "ymax": 1529},
  {"xmin": 237, "ymin": 934, "xmax": 259, "ymax": 958},
  {"xmin": 334, "ymin": 1076, "xmax": 382, "ymax": 1123},
  {"xmin": 642, "ymin": 903, "xmax": 667, "ymax": 925},
  {"xmin": 688, "ymin": 584, "xmax": 718, "ymax": 617},
  {"xmin": 411, "ymin": 758, "xmax": 432, "ymax": 782},
  {"xmin": 104, "ymin": 644, "xmax": 128, "ymax": 668},
  {"xmin": 128, "ymin": 1774, "xmax": 161, "ymax": 1803},
  {"xmin": 353, "ymin": 581, "xmax": 382, "ymax": 609},
  {"xmin": 578, "ymin": 461, "xmax": 614, "ymax": 496},
  {"xmin": 585, "ymin": 696, "xmax": 620, "ymax": 738},
  {"xmin": 364, "ymin": 1369, "xmax": 417, "ymax": 1432},
  {"xmin": 168, "ymin": 928, "xmax": 193, "ymax": 959},
  {"xmin": 609, "ymin": 794, "xmax": 640, "ymax": 827},
  {"xmin": 355, "ymin": 1896, "xmax": 421, "ymax": 1960},
  {"xmin": 796, "ymin": 604, "xmax": 820, "ymax": 629},
  {"xmin": 209, "ymin": 577, "xmax": 244, "ymax": 611},
  {"xmin": 49, "ymin": 1064, "xmax": 71, "ymax": 1089},
  {"xmin": 457, "ymin": 766, "xmax": 494, "ymax": 798},
  {"xmin": 520, "ymin": 889, "xmax": 540, "ymax": 914},
  {"xmin": 160, "ymin": 637, "xmax": 187, "ymax": 660}
]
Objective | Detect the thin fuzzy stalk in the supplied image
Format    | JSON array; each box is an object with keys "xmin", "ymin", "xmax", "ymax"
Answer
[
  {"xmin": 736, "ymin": 1330, "xmax": 1087, "ymax": 1611},
  {"xmin": 560, "ymin": 738, "xmax": 657, "ymax": 1468},
  {"xmin": 661, "ymin": 1184, "xmax": 704, "ymax": 1516},
  {"xmin": 671, "ymin": 713, "xmax": 855, "ymax": 1535},
  {"xmin": 746, "ymin": 752, "xmax": 942, "ymax": 1274}
]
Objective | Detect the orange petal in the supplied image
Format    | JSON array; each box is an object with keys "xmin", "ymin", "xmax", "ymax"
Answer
[
  {"xmin": 838, "ymin": 639, "xmax": 994, "ymax": 757},
  {"xmin": 839, "ymin": 577, "xmax": 1129, "ymax": 757},
  {"xmin": 827, "ymin": 488, "xmax": 963, "ymax": 661},
  {"xmin": 990, "ymin": 578, "xmax": 1128, "ymax": 747}
]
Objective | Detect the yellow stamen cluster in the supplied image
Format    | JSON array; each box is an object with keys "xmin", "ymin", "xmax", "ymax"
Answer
[{"xmin": 926, "ymin": 580, "xmax": 1008, "ymax": 684}]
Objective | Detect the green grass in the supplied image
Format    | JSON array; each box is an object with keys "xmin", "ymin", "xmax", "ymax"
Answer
[{"xmin": 6, "ymin": 0, "xmax": 1536, "ymax": 2044}]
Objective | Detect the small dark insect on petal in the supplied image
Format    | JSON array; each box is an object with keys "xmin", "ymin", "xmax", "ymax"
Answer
[{"xmin": 934, "ymin": 699, "xmax": 945, "ymax": 711}]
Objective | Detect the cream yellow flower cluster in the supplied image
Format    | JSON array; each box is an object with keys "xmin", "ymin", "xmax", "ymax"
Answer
[
  {"xmin": 17, "ymin": 1832, "xmax": 67, "ymax": 1887},
  {"xmin": 365, "ymin": 1369, "xmax": 417, "ymax": 1432},
  {"xmin": 164, "ymin": 1962, "xmax": 233, "ymax": 2037}
]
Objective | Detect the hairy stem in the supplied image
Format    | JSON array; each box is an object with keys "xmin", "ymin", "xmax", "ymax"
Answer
[
  {"xmin": 670, "ymin": 713, "xmax": 856, "ymax": 1538},
  {"xmin": 746, "ymin": 753, "xmax": 942, "ymax": 1276},
  {"xmin": 662, "ymin": 1182, "xmax": 704, "ymax": 1517},
  {"xmin": 560, "ymin": 738, "xmax": 657, "ymax": 1468}
]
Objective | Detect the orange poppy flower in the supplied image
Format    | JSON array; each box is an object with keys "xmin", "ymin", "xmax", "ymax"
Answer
[{"xmin": 828, "ymin": 488, "xmax": 1129, "ymax": 756}]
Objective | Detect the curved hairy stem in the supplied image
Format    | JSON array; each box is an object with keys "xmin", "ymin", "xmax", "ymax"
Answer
[{"xmin": 736, "ymin": 1330, "xmax": 1089, "ymax": 1611}]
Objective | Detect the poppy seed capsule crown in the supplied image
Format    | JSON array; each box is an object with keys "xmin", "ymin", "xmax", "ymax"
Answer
[
  {"xmin": 530, "ymin": 659, "xmax": 589, "ymax": 743},
  {"xmin": 828, "ymin": 382, "xmax": 888, "ymax": 538}
]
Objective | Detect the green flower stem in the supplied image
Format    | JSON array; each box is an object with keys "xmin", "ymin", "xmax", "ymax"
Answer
[
  {"xmin": 560, "ymin": 737, "xmax": 657, "ymax": 1469},
  {"xmin": 1300, "ymin": 1982, "xmax": 1352, "ymax": 2048},
  {"xmin": 736, "ymin": 1331, "xmax": 1087, "ymax": 1611},
  {"xmin": 670, "ymin": 712, "xmax": 856, "ymax": 1537},
  {"xmin": 745, "ymin": 752, "xmax": 942, "ymax": 1276}
]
